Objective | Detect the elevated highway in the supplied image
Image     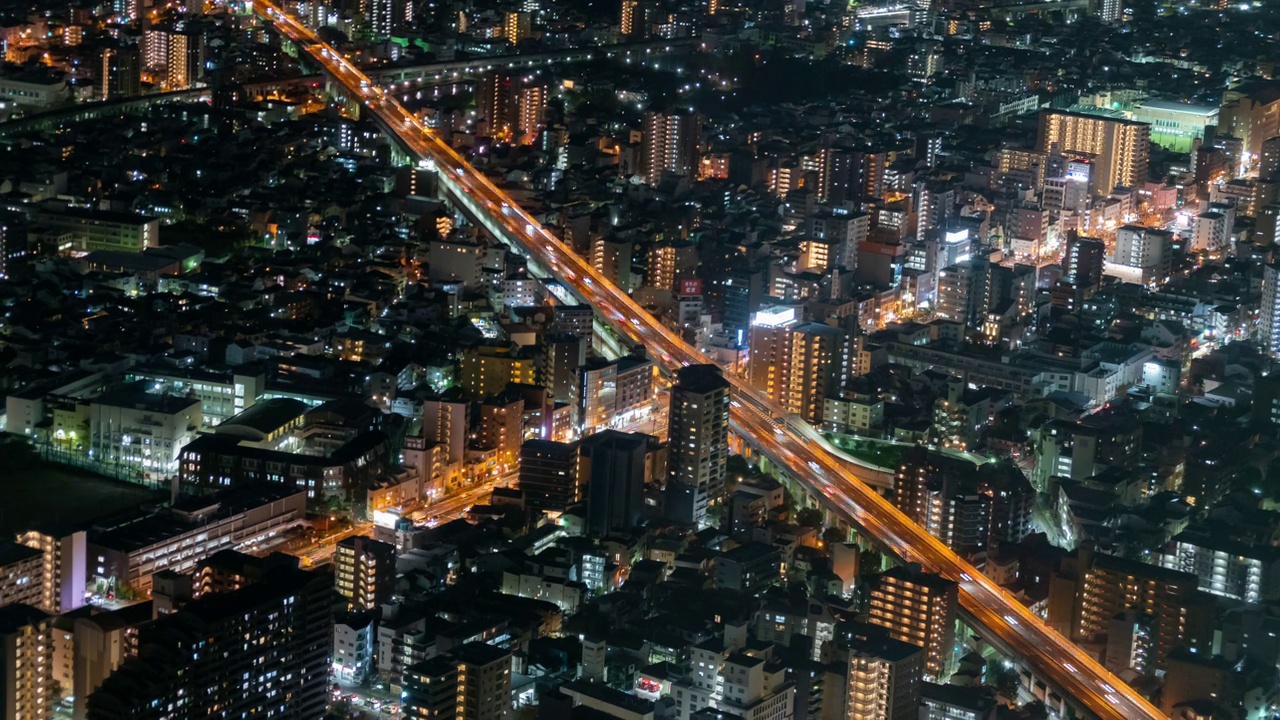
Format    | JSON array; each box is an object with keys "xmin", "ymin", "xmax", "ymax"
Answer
[
  {"xmin": 253, "ymin": 3, "xmax": 1167, "ymax": 718},
  {"xmin": 368, "ymin": 39, "xmax": 698, "ymax": 85}
]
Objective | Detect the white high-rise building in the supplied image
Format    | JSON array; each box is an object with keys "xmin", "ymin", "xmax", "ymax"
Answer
[
  {"xmin": 1111, "ymin": 225, "xmax": 1172, "ymax": 287},
  {"xmin": 1262, "ymin": 264, "xmax": 1280, "ymax": 358}
]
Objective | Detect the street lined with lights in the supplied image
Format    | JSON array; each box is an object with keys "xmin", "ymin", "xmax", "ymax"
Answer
[{"xmin": 253, "ymin": 3, "xmax": 1168, "ymax": 717}]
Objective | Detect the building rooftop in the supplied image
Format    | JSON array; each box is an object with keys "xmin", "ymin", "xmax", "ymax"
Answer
[
  {"xmin": 560, "ymin": 679, "xmax": 656, "ymax": 714},
  {"xmin": 0, "ymin": 603, "xmax": 50, "ymax": 633},
  {"xmin": 217, "ymin": 397, "xmax": 309, "ymax": 436},
  {"xmin": 0, "ymin": 540, "xmax": 41, "ymax": 566},
  {"xmin": 93, "ymin": 382, "xmax": 200, "ymax": 414}
]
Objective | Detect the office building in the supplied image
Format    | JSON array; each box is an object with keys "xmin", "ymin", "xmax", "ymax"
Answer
[
  {"xmin": 34, "ymin": 207, "xmax": 158, "ymax": 254},
  {"xmin": 868, "ymin": 566, "xmax": 958, "ymax": 681},
  {"xmin": 579, "ymin": 430, "xmax": 649, "ymax": 535},
  {"xmin": 665, "ymin": 364, "xmax": 730, "ymax": 527},
  {"xmin": 1036, "ymin": 110, "xmax": 1150, "ymax": 196},
  {"xmin": 402, "ymin": 641, "xmax": 512, "ymax": 720},
  {"xmin": 0, "ymin": 604, "xmax": 52, "ymax": 720},
  {"xmin": 86, "ymin": 567, "xmax": 332, "ymax": 720},
  {"xmin": 519, "ymin": 439, "xmax": 581, "ymax": 514},
  {"xmin": 1064, "ymin": 235, "xmax": 1105, "ymax": 290},
  {"xmin": 0, "ymin": 542, "xmax": 43, "ymax": 609},
  {"xmin": 579, "ymin": 354, "xmax": 655, "ymax": 435},
  {"xmin": 335, "ymin": 535, "xmax": 397, "ymax": 611},
  {"xmin": 641, "ymin": 111, "xmax": 701, "ymax": 185}
]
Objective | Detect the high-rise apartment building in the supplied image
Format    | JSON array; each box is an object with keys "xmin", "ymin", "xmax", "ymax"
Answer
[
  {"xmin": 646, "ymin": 241, "xmax": 698, "ymax": 291},
  {"xmin": 0, "ymin": 604, "xmax": 53, "ymax": 720},
  {"xmin": 1112, "ymin": 225, "xmax": 1172, "ymax": 286},
  {"xmin": 503, "ymin": 11, "xmax": 531, "ymax": 43},
  {"xmin": 335, "ymin": 535, "xmax": 397, "ymax": 611},
  {"xmin": 0, "ymin": 542, "xmax": 43, "ymax": 609},
  {"xmin": 747, "ymin": 306, "xmax": 798, "ymax": 407},
  {"xmin": 72, "ymin": 603, "xmax": 153, "ymax": 720},
  {"xmin": 403, "ymin": 642, "xmax": 512, "ymax": 720},
  {"xmin": 1035, "ymin": 110, "xmax": 1150, "ymax": 196},
  {"xmin": 620, "ymin": 0, "xmax": 638, "ymax": 34},
  {"xmin": 458, "ymin": 345, "xmax": 537, "ymax": 398},
  {"xmin": 364, "ymin": 0, "xmax": 405, "ymax": 37},
  {"xmin": 1058, "ymin": 546, "xmax": 1201, "ymax": 672},
  {"xmin": 477, "ymin": 73, "xmax": 547, "ymax": 145},
  {"xmin": 868, "ymin": 566, "xmax": 958, "ymax": 681},
  {"xmin": 641, "ymin": 111, "xmax": 701, "ymax": 186},
  {"xmin": 164, "ymin": 31, "xmax": 204, "ymax": 90},
  {"xmin": 86, "ymin": 567, "xmax": 333, "ymax": 720},
  {"xmin": 1097, "ymin": 0, "xmax": 1123, "ymax": 22},
  {"xmin": 475, "ymin": 392, "xmax": 524, "ymax": 472},
  {"xmin": 100, "ymin": 46, "xmax": 141, "ymax": 100},
  {"xmin": 786, "ymin": 322, "xmax": 846, "ymax": 424},
  {"xmin": 836, "ymin": 623, "xmax": 924, "ymax": 720},
  {"xmin": 665, "ymin": 364, "xmax": 730, "ymax": 527},
  {"xmin": 1063, "ymin": 234, "xmax": 1105, "ymax": 290},
  {"xmin": 748, "ymin": 308, "xmax": 846, "ymax": 425},
  {"xmin": 936, "ymin": 259, "xmax": 991, "ymax": 331},
  {"xmin": 1262, "ymin": 264, "xmax": 1280, "ymax": 358},
  {"xmin": 421, "ymin": 394, "xmax": 470, "ymax": 467}
]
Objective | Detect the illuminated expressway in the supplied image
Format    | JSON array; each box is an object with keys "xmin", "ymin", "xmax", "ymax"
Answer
[{"xmin": 250, "ymin": 3, "xmax": 1168, "ymax": 718}]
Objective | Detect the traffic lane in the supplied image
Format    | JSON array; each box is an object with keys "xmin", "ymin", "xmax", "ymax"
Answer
[{"xmin": 731, "ymin": 407, "xmax": 1160, "ymax": 720}]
